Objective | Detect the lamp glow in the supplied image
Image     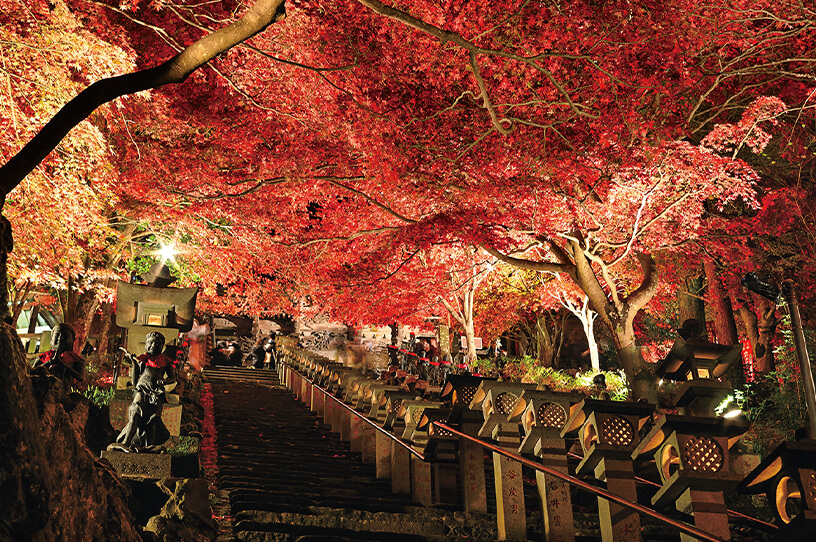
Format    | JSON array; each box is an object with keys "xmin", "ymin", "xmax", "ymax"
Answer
[{"xmin": 157, "ymin": 243, "xmax": 178, "ymax": 264}]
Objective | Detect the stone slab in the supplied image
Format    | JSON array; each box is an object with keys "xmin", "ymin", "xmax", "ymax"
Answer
[
  {"xmin": 412, "ymin": 455, "xmax": 432, "ymax": 507},
  {"xmin": 460, "ymin": 439, "xmax": 488, "ymax": 513},
  {"xmin": 350, "ymin": 415, "xmax": 365, "ymax": 452},
  {"xmin": 101, "ymin": 450, "xmax": 172, "ymax": 479},
  {"xmin": 376, "ymin": 431, "xmax": 392, "ymax": 479},
  {"xmin": 162, "ymin": 403, "xmax": 182, "ymax": 437},
  {"xmin": 392, "ymin": 442, "xmax": 411, "ymax": 494},
  {"xmin": 493, "ymin": 452, "xmax": 527, "ymax": 540},
  {"xmin": 362, "ymin": 425, "xmax": 377, "ymax": 465}
]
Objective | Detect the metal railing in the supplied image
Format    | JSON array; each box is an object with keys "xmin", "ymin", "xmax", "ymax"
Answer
[
  {"xmin": 278, "ymin": 353, "xmax": 774, "ymax": 542},
  {"xmin": 560, "ymin": 450, "xmax": 777, "ymax": 533},
  {"xmin": 434, "ymin": 422, "xmax": 728, "ymax": 542},
  {"xmin": 282, "ymin": 360, "xmax": 426, "ymax": 460}
]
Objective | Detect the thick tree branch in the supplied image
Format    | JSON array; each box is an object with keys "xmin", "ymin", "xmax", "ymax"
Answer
[
  {"xmin": 0, "ymin": 0, "xmax": 286, "ymax": 200},
  {"xmin": 563, "ymin": 237, "xmax": 613, "ymax": 319},
  {"xmin": 624, "ymin": 252, "xmax": 658, "ymax": 313},
  {"xmin": 355, "ymin": 0, "xmax": 601, "ymax": 121},
  {"xmin": 483, "ymin": 246, "xmax": 570, "ymax": 275}
]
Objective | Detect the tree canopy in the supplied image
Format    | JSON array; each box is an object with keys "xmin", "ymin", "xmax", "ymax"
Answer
[{"xmin": 2, "ymin": 0, "xmax": 815, "ymax": 396}]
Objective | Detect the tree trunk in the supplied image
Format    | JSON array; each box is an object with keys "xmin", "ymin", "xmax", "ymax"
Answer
[
  {"xmin": 586, "ymin": 319, "xmax": 600, "ymax": 372},
  {"xmin": 486, "ymin": 241, "xmax": 659, "ymax": 400},
  {"xmin": 535, "ymin": 314, "xmax": 555, "ymax": 367},
  {"xmin": 617, "ymin": 340, "xmax": 657, "ymax": 402},
  {"xmin": 739, "ymin": 301, "xmax": 778, "ymax": 373},
  {"xmin": 704, "ymin": 258, "xmax": 739, "ymax": 345},
  {"xmin": 97, "ymin": 301, "xmax": 114, "ymax": 355},
  {"xmin": 462, "ymin": 323, "xmax": 477, "ymax": 365},
  {"xmin": 678, "ymin": 272, "xmax": 706, "ymax": 336},
  {"xmin": 9, "ymin": 279, "xmax": 32, "ymax": 327},
  {"xmin": 64, "ymin": 289, "xmax": 98, "ymax": 353}
]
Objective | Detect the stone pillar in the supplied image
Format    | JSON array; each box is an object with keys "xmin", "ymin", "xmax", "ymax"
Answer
[
  {"xmin": 493, "ymin": 423, "xmax": 527, "ymax": 541},
  {"xmin": 312, "ymin": 388, "xmax": 325, "ymax": 418},
  {"xmin": 411, "ymin": 455, "xmax": 433, "ymax": 506},
  {"xmin": 460, "ymin": 438, "xmax": 487, "ymax": 513},
  {"xmin": 376, "ymin": 431, "xmax": 392, "ymax": 479},
  {"xmin": 535, "ymin": 437, "xmax": 575, "ymax": 542},
  {"xmin": 676, "ymin": 489, "xmax": 730, "ymax": 542},
  {"xmin": 340, "ymin": 405, "xmax": 352, "ymax": 442},
  {"xmin": 350, "ymin": 414, "xmax": 365, "ymax": 453},
  {"xmin": 596, "ymin": 458, "xmax": 640, "ymax": 542},
  {"xmin": 362, "ymin": 425, "xmax": 377, "ymax": 465},
  {"xmin": 280, "ymin": 364, "xmax": 289, "ymax": 388},
  {"xmin": 391, "ymin": 442, "xmax": 411, "ymax": 494},
  {"xmin": 293, "ymin": 372, "xmax": 302, "ymax": 399},
  {"xmin": 329, "ymin": 399, "xmax": 342, "ymax": 434},
  {"xmin": 433, "ymin": 463, "xmax": 458, "ymax": 506}
]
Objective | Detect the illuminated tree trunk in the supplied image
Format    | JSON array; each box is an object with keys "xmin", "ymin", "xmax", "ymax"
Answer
[
  {"xmin": 558, "ymin": 294, "xmax": 599, "ymax": 371},
  {"xmin": 739, "ymin": 301, "xmax": 778, "ymax": 373},
  {"xmin": 678, "ymin": 272, "xmax": 706, "ymax": 335},
  {"xmin": 534, "ymin": 313, "xmax": 557, "ymax": 367},
  {"xmin": 704, "ymin": 258, "xmax": 739, "ymax": 345},
  {"xmin": 440, "ymin": 288, "xmax": 477, "ymax": 365},
  {"xmin": 487, "ymin": 239, "xmax": 659, "ymax": 400},
  {"xmin": 9, "ymin": 279, "xmax": 32, "ymax": 327}
]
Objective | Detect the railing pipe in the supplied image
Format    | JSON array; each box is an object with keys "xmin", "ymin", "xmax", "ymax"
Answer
[
  {"xmin": 278, "ymin": 348, "xmax": 773, "ymax": 538},
  {"xmin": 298, "ymin": 366, "xmax": 427, "ymax": 461},
  {"xmin": 435, "ymin": 422, "xmax": 727, "ymax": 542},
  {"xmin": 562, "ymin": 451, "xmax": 778, "ymax": 533}
]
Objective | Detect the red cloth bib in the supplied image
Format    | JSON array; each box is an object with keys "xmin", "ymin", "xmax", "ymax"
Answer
[{"xmin": 138, "ymin": 353, "xmax": 172, "ymax": 369}]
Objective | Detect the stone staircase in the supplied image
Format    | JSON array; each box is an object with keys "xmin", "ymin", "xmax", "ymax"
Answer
[
  {"xmin": 203, "ymin": 364, "xmax": 772, "ymax": 542},
  {"xmin": 204, "ymin": 366, "xmax": 497, "ymax": 542}
]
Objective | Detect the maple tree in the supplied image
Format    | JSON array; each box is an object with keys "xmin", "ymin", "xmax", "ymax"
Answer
[{"xmin": 1, "ymin": 1, "xmax": 815, "ymax": 402}]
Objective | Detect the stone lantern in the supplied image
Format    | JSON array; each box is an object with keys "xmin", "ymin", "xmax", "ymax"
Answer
[
  {"xmin": 115, "ymin": 263, "xmax": 197, "ymax": 366},
  {"xmin": 469, "ymin": 381, "xmax": 535, "ymax": 439},
  {"xmin": 441, "ymin": 374, "xmax": 496, "ymax": 514},
  {"xmin": 512, "ymin": 389, "xmax": 582, "ymax": 542},
  {"xmin": 470, "ymin": 380, "xmax": 535, "ymax": 540},
  {"xmin": 562, "ymin": 398, "xmax": 655, "ymax": 542},
  {"xmin": 738, "ymin": 437, "xmax": 816, "ymax": 540},
  {"xmin": 634, "ymin": 415, "xmax": 748, "ymax": 541},
  {"xmin": 654, "ymin": 336, "xmax": 742, "ymax": 417},
  {"xmin": 633, "ymin": 328, "xmax": 747, "ymax": 541}
]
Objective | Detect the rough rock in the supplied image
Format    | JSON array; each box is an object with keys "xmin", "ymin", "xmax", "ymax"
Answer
[
  {"xmin": 144, "ymin": 477, "xmax": 217, "ymax": 541},
  {"xmin": 0, "ymin": 324, "xmax": 142, "ymax": 541},
  {"xmin": 158, "ymin": 478, "xmax": 218, "ymax": 533}
]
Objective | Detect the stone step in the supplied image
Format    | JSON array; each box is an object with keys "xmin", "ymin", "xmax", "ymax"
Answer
[
  {"xmin": 207, "ymin": 368, "xmax": 491, "ymax": 542},
  {"xmin": 233, "ymin": 507, "xmax": 497, "ymax": 541},
  {"xmin": 232, "ymin": 519, "xmax": 429, "ymax": 542}
]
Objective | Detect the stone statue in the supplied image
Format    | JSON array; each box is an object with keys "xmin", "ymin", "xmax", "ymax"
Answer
[
  {"xmin": 33, "ymin": 323, "xmax": 84, "ymax": 386},
  {"xmin": 109, "ymin": 331, "xmax": 176, "ymax": 452}
]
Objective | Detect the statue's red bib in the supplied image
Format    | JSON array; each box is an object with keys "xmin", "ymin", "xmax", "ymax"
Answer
[{"xmin": 138, "ymin": 353, "xmax": 172, "ymax": 369}]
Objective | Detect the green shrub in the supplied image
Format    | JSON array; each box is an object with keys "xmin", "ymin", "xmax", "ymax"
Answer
[
  {"xmin": 480, "ymin": 355, "xmax": 630, "ymax": 400},
  {"xmin": 736, "ymin": 315, "xmax": 812, "ymax": 455},
  {"xmin": 75, "ymin": 385, "xmax": 115, "ymax": 407}
]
